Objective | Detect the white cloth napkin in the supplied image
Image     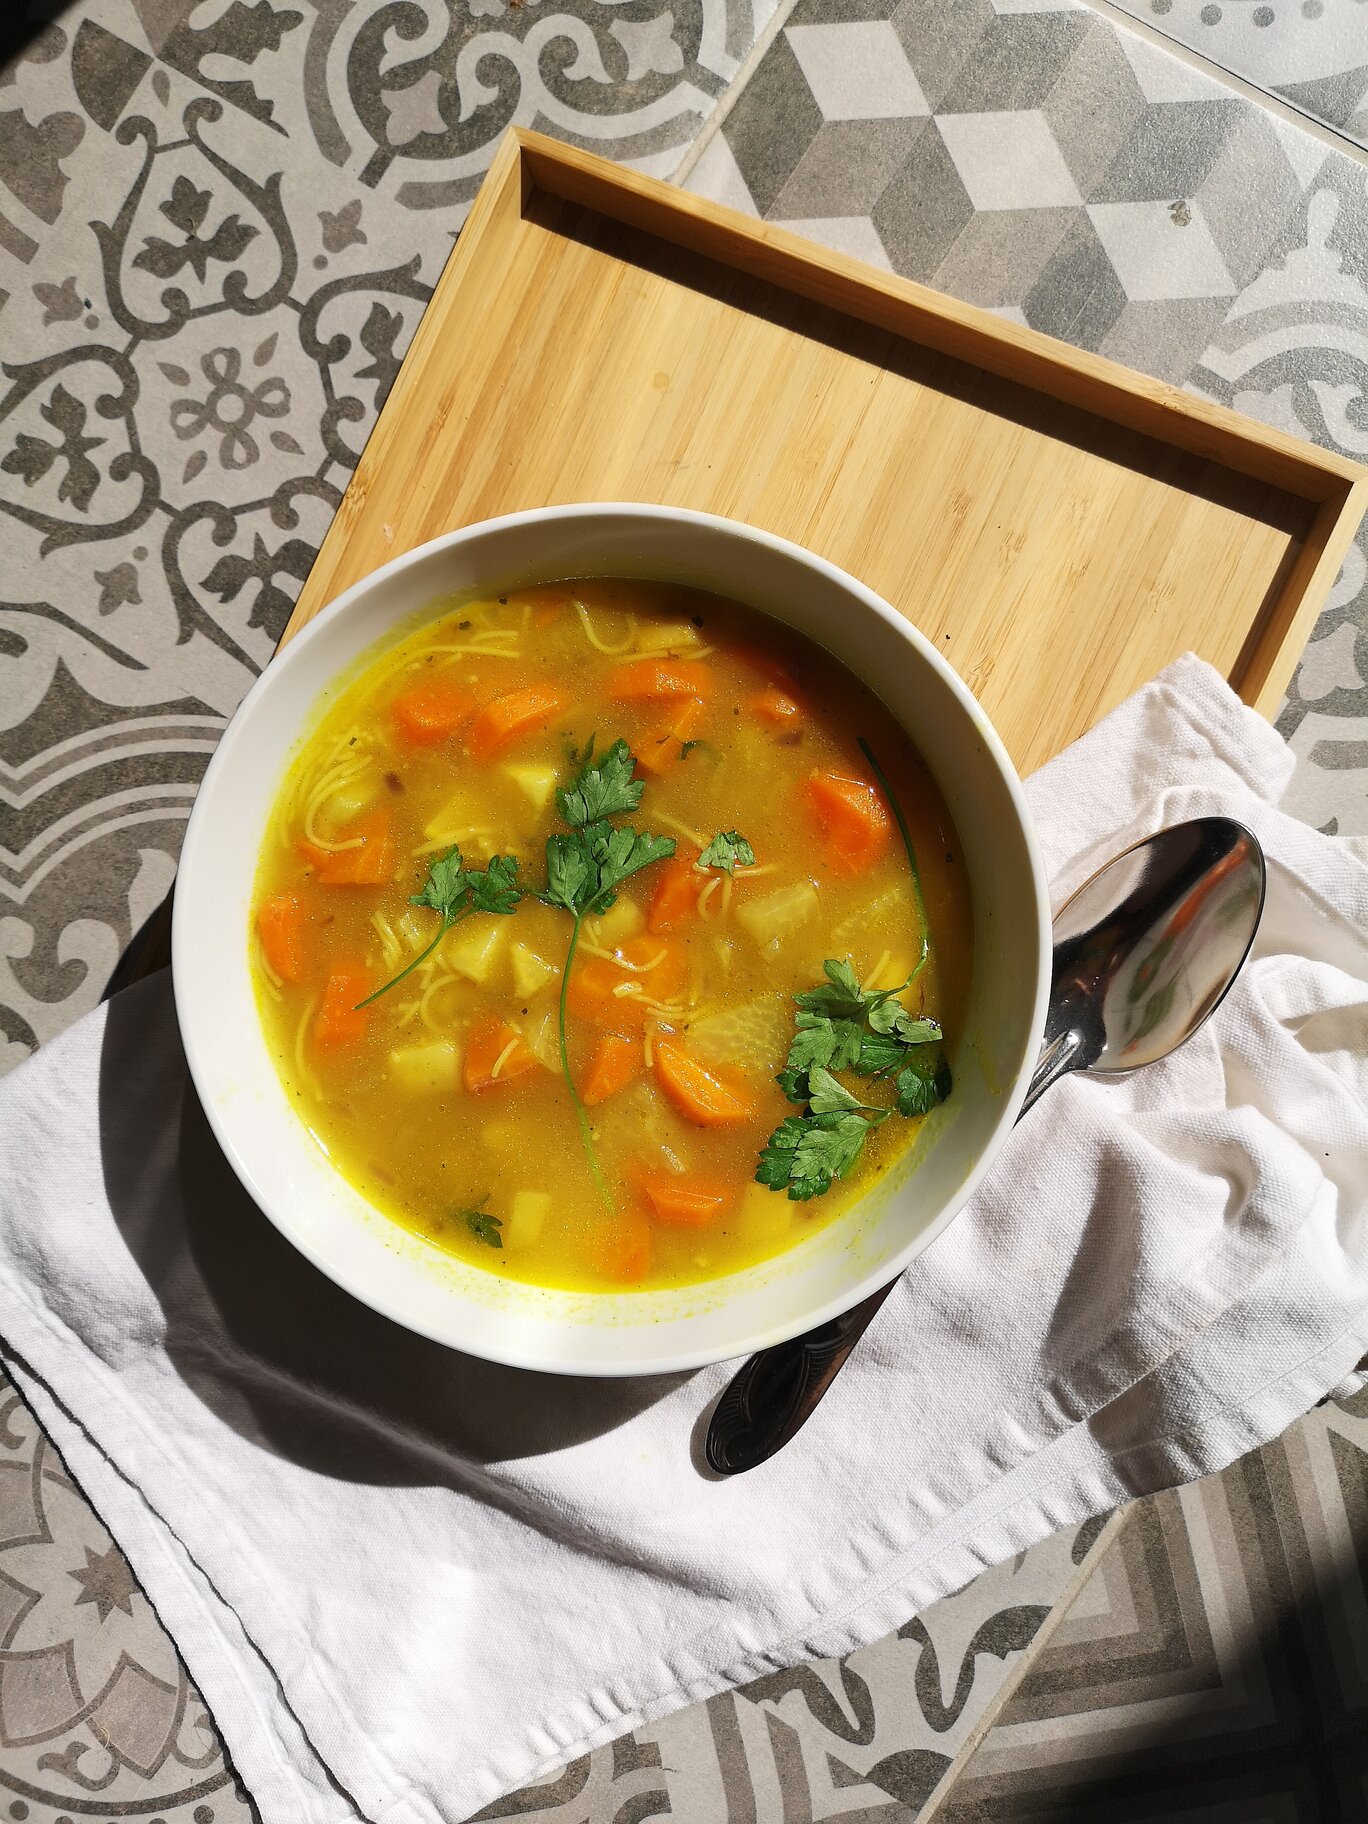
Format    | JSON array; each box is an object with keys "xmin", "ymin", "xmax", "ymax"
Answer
[{"xmin": 1, "ymin": 653, "xmax": 1366, "ymax": 1823}]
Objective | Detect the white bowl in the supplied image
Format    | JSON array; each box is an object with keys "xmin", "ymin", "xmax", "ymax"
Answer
[{"xmin": 173, "ymin": 505, "xmax": 1050, "ymax": 1375}]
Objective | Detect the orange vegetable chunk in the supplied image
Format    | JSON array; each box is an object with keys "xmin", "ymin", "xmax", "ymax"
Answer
[
  {"xmin": 607, "ymin": 659, "xmax": 714, "ymax": 702},
  {"xmin": 647, "ymin": 854, "xmax": 702, "ymax": 934},
  {"xmin": 746, "ymin": 685, "xmax": 803, "ymax": 728},
  {"xmin": 566, "ymin": 935, "xmax": 686, "ymax": 1029},
  {"xmin": 464, "ymin": 1012, "xmax": 538, "ymax": 1093},
  {"xmin": 390, "ymin": 680, "xmax": 473, "ymax": 747},
  {"xmin": 581, "ymin": 1032, "xmax": 641, "ymax": 1107},
  {"xmin": 467, "ymin": 686, "xmax": 564, "ymax": 760},
  {"xmin": 639, "ymin": 1172, "xmax": 738, "ymax": 1228},
  {"xmin": 299, "ymin": 809, "xmax": 396, "ymax": 886},
  {"xmin": 592, "ymin": 1208, "xmax": 652, "ymax": 1283},
  {"xmin": 314, "ymin": 966, "xmax": 370, "ymax": 1051},
  {"xmin": 635, "ymin": 696, "xmax": 705, "ymax": 777},
  {"xmin": 652, "ymin": 1038, "xmax": 756, "ymax": 1128},
  {"xmin": 804, "ymin": 771, "xmax": 893, "ymax": 873},
  {"xmin": 257, "ymin": 893, "xmax": 306, "ymax": 983}
]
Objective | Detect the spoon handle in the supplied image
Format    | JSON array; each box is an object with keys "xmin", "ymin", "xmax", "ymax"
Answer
[
  {"xmin": 704, "ymin": 1282, "xmax": 895, "ymax": 1474},
  {"xmin": 704, "ymin": 1041, "xmax": 1067, "ymax": 1476}
]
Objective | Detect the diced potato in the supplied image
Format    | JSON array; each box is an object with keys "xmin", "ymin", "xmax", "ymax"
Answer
[
  {"xmin": 503, "ymin": 762, "xmax": 558, "ymax": 812},
  {"xmin": 387, "ymin": 1039, "xmax": 460, "ymax": 1094},
  {"xmin": 396, "ymin": 908, "xmax": 427, "ymax": 952},
  {"xmin": 634, "ymin": 619, "xmax": 701, "ymax": 655},
  {"xmin": 506, "ymin": 1189, "xmax": 552, "ymax": 1250},
  {"xmin": 584, "ymin": 897, "xmax": 644, "ymax": 945},
  {"xmin": 522, "ymin": 1007, "xmax": 561, "ymax": 1072},
  {"xmin": 318, "ymin": 775, "xmax": 378, "ymax": 831},
  {"xmin": 423, "ymin": 793, "xmax": 483, "ymax": 840},
  {"xmin": 445, "ymin": 916, "xmax": 508, "ymax": 985},
  {"xmin": 737, "ymin": 880, "xmax": 819, "ymax": 952},
  {"xmin": 831, "ymin": 886, "xmax": 908, "ymax": 959},
  {"xmin": 511, "ymin": 942, "xmax": 559, "ymax": 999},
  {"xmin": 689, "ymin": 995, "xmax": 791, "ymax": 1073}
]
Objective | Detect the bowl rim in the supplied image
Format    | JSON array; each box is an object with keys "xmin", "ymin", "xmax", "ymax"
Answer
[{"xmin": 173, "ymin": 502, "xmax": 1052, "ymax": 1373}]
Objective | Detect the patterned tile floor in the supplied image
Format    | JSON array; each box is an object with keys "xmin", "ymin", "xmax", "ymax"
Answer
[{"xmin": 1, "ymin": 0, "xmax": 1366, "ymax": 1819}]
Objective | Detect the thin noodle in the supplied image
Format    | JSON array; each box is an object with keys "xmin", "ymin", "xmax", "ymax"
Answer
[
  {"xmin": 697, "ymin": 877, "xmax": 723, "ymax": 918},
  {"xmin": 861, "ymin": 950, "xmax": 892, "ymax": 994},
  {"xmin": 574, "ymin": 599, "xmax": 636, "ymax": 655},
  {"xmin": 490, "ymin": 1037, "xmax": 519, "ymax": 1080},
  {"xmin": 654, "ymin": 809, "xmax": 709, "ymax": 848},
  {"xmin": 578, "ymin": 941, "xmax": 667, "ymax": 973},
  {"xmin": 293, "ymin": 996, "xmax": 320, "ymax": 1100}
]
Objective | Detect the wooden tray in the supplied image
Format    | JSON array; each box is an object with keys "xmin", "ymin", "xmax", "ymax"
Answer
[{"xmin": 282, "ymin": 130, "xmax": 1368, "ymax": 776}]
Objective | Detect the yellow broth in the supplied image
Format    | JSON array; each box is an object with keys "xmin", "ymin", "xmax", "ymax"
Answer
[{"xmin": 251, "ymin": 581, "xmax": 972, "ymax": 1291}]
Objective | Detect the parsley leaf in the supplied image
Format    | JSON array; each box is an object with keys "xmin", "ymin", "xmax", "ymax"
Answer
[
  {"xmin": 696, "ymin": 830, "xmax": 756, "ymax": 874},
  {"xmin": 410, "ymin": 847, "xmax": 469, "ymax": 919},
  {"xmin": 756, "ymin": 1111, "xmax": 875, "ymax": 1201},
  {"xmin": 806, "ymin": 1065, "xmax": 889, "ymax": 1118},
  {"xmin": 464, "ymin": 853, "xmax": 523, "ymax": 915},
  {"xmin": 556, "ymin": 737, "xmax": 643, "ymax": 827},
  {"xmin": 777, "ymin": 1010, "xmax": 865, "ymax": 1103},
  {"xmin": 538, "ymin": 820, "xmax": 675, "ymax": 917},
  {"xmin": 463, "ymin": 1200, "xmax": 503, "ymax": 1248},
  {"xmin": 896, "ymin": 1057, "xmax": 953, "ymax": 1118}
]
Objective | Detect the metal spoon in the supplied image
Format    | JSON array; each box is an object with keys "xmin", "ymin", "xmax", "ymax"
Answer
[{"xmin": 704, "ymin": 815, "xmax": 1266, "ymax": 1476}]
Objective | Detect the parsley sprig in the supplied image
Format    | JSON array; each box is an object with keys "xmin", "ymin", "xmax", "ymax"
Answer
[
  {"xmin": 462, "ymin": 1197, "xmax": 502, "ymax": 1248},
  {"xmin": 531, "ymin": 739, "xmax": 676, "ymax": 1209},
  {"xmin": 757, "ymin": 740, "xmax": 949, "ymax": 1200},
  {"xmin": 355, "ymin": 847, "xmax": 523, "ymax": 1008},
  {"xmin": 695, "ymin": 830, "xmax": 756, "ymax": 874}
]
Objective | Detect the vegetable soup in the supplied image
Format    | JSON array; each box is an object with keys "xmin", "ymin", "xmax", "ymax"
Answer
[{"xmin": 251, "ymin": 581, "xmax": 972, "ymax": 1292}]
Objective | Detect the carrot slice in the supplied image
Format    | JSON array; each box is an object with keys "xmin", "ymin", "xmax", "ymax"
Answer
[
  {"xmin": 256, "ymin": 893, "xmax": 306, "ymax": 983},
  {"xmin": 639, "ymin": 1172, "xmax": 739, "ymax": 1228},
  {"xmin": 591, "ymin": 1208, "xmax": 652, "ymax": 1284},
  {"xmin": 635, "ymin": 695, "xmax": 705, "ymax": 777},
  {"xmin": 567, "ymin": 936, "xmax": 687, "ymax": 1029},
  {"xmin": 804, "ymin": 771, "xmax": 893, "ymax": 873},
  {"xmin": 581, "ymin": 1031, "xmax": 641, "ymax": 1106},
  {"xmin": 467, "ymin": 686, "xmax": 565, "ymax": 760},
  {"xmin": 298, "ymin": 809, "xmax": 396, "ymax": 886},
  {"xmin": 607, "ymin": 659, "xmax": 714, "ymax": 702},
  {"xmin": 314, "ymin": 966, "xmax": 370, "ymax": 1050},
  {"xmin": 746, "ymin": 685, "xmax": 803, "ymax": 728},
  {"xmin": 647, "ymin": 854, "xmax": 702, "ymax": 934},
  {"xmin": 652, "ymin": 1038, "xmax": 756, "ymax": 1128},
  {"xmin": 390, "ymin": 680, "xmax": 473, "ymax": 747},
  {"xmin": 464, "ymin": 1012, "xmax": 538, "ymax": 1093}
]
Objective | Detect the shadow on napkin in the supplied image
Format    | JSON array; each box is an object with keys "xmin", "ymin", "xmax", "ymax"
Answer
[{"xmin": 97, "ymin": 977, "xmax": 689, "ymax": 1481}]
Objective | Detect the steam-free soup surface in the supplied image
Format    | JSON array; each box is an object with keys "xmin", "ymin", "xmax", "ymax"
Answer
[{"xmin": 252, "ymin": 581, "xmax": 971, "ymax": 1291}]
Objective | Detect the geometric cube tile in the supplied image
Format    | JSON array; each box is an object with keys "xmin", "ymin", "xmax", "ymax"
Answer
[
  {"xmin": 1023, "ymin": 211, "xmax": 1129, "ymax": 345},
  {"xmin": 935, "ymin": 8, "xmax": 1090, "ymax": 111},
  {"xmin": 786, "ymin": 21, "xmax": 930, "ymax": 120},
  {"xmin": 1087, "ymin": 199, "xmax": 1237, "ymax": 299},
  {"xmin": 1043, "ymin": 15, "xmax": 1149, "ymax": 194},
  {"xmin": 1195, "ymin": 108, "xmax": 1305, "ymax": 290},
  {"xmin": 889, "ymin": 0, "xmax": 997, "ymax": 114},
  {"xmin": 870, "ymin": 119, "xmax": 977, "ymax": 280},
  {"xmin": 937, "ymin": 110, "xmax": 1084, "ymax": 208},
  {"xmin": 1093, "ymin": 97, "xmax": 1247, "ymax": 202},
  {"xmin": 771, "ymin": 116, "xmax": 926, "ymax": 219},
  {"xmin": 723, "ymin": 29, "xmax": 826, "ymax": 214},
  {"xmin": 931, "ymin": 204, "xmax": 1079, "ymax": 306}
]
